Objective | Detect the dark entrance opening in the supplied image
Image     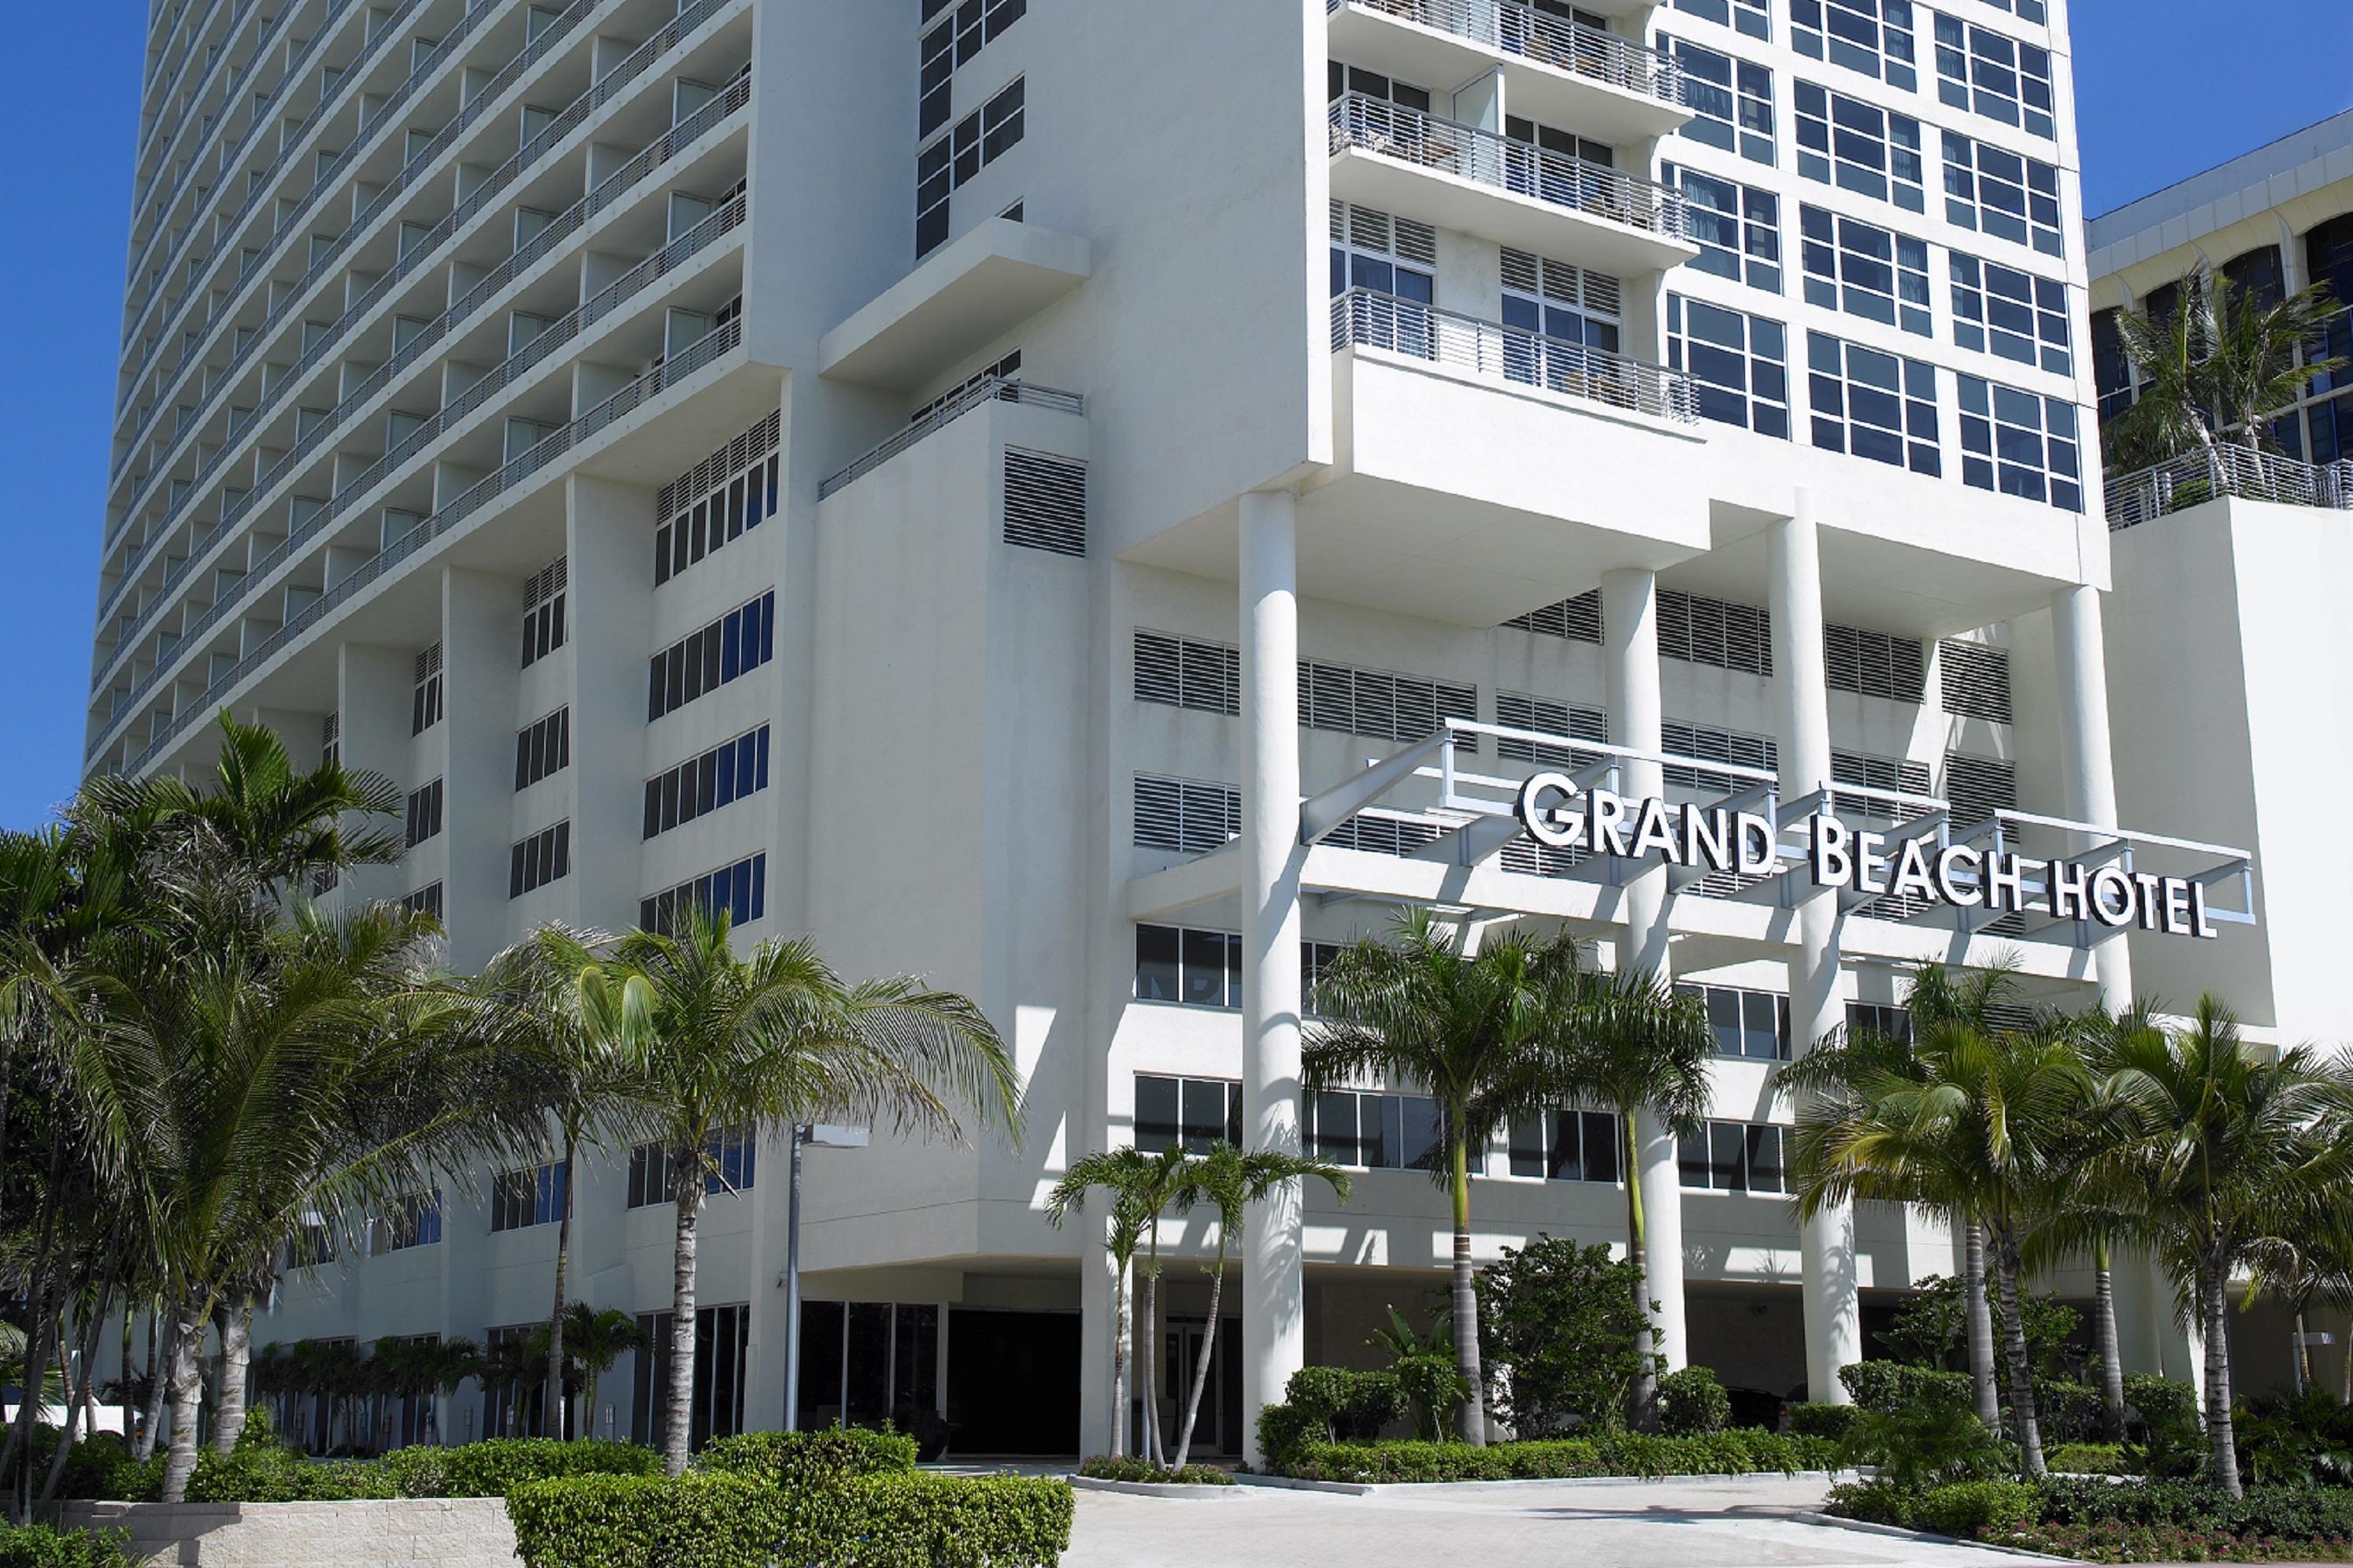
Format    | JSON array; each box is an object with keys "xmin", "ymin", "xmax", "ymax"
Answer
[{"xmin": 946, "ymin": 1308, "xmax": 1080, "ymax": 1456}]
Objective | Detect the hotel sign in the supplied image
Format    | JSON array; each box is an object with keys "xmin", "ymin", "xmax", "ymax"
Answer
[{"xmin": 1512, "ymin": 773, "xmax": 2220, "ymax": 940}]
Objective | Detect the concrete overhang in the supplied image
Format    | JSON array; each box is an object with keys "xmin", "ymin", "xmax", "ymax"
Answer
[
  {"xmin": 818, "ymin": 218, "xmax": 1091, "ymax": 391},
  {"xmin": 1330, "ymin": 146, "xmax": 1700, "ymax": 277}
]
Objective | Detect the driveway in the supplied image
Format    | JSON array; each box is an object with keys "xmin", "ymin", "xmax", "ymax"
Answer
[{"xmin": 1062, "ymin": 1474, "xmax": 2057, "ymax": 1568}]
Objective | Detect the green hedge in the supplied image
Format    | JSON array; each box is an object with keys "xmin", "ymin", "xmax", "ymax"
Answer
[
  {"xmin": 1827, "ymin": 1477, "xmax": 2040, "ymax": 1535},
  {"xmin": 26, "ymin": 1433, "xmax": 161, "ymax": 1503},
  {"xmin": 0, "ymin": 1523, "xmax": 139, "ymax": 1568},
  {"xmin": 506, "ymin": 1470, "xmax": 1076, "ymax": 1568},
  {"xmin": 2046, "ymin": 1442, "xmax": 2126, "ymax": 1475},
  {"xmin": 1657, "ymin": 1367, "xmax": 1732, "ymax": 1436},
  {"xmin": 1838, "ymin": 1362, "xmax": 1973, "ymax": 1415},
  {"xmin": 179, "ymin": 1437, "xmax": 656, "ymax": 1503},
  {"xmin": 1278, "ymin": 1429, "xmax": 1839, "ymax": 1484},
  {"xmin": 1834, "ymin": 1475, "xmax": 2353, "ymax": 1562},
  {"xmin": 1785, "ymin": 1403, "xmax": 1859, "ymax": 1442},
  {"xmin": 1076, "ymin": 1456, "xmax": 1232, "ymax": 1485},
  {"xmin": 696, "ymin": 1427, "xmax": 918, "ymax": 1482}
]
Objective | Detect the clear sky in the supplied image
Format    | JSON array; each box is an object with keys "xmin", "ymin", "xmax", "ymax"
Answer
[{"xmin": 0, "ymin": 2, "xmax": 2347, "ymax": 831}]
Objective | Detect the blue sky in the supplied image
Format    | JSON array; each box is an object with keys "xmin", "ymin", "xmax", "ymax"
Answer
[{"xmin": 0, "ymin": 2, "xmax": 2346, "ymax": 831}]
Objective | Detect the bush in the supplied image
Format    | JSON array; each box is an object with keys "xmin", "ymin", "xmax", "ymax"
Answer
[
  {"xmin": 1838, "ymin": 1360, "xmax": 1974, "ymax": 1416},
  {"xmin": 1881, "ymin": 1276, "xmax": 2083, "ymax": 1381},
  {"xmin": 385, "ymin": 1438, "xmax": 660, "ymax": 1497},
  {"xmin": 29, "ymin": 1432, "xmax": 160, "ymax": 1502},
  {"xmin": 1076, "ymin": 1456, "xmax": 1232, "ymax": 1485},
  {"xmin": 184, "ymin": 1444, "xmax": 401, "ymax": 1503},
  {"xmin": 1786, "ymin": 1403, "xmax": 1859, "ymax": 1442},
  {"xmin": 1275, "ymin": 1429, "xmax": 1836, "ymax": 1484},
  {"xmin": 2033, "ymin": 1378, "xmax": 2104, "ymax": 1445},
  {"xmin": 1254, "ymin": 1367, "xmax": 1409, "ymax": 1471},
  {"xmin": 1914, "ymin": 1479, "xmax": 2043, "ymax": 1536},
  {"xmin": 0, "ymin": 1523, "xmax": 139, "ymax": 1568},
  {"xmin": 1838, "ymin": 1401, "xmax": 2012, "ymax": 1492},
  {"xmin": 2047, "ymin": 1442, "xmax": 2126, "ymax": 1475},
  {"xmin": 696, "ymin": 1427, "xmax": 917, "ymax": 1486},
  {"xmin": 1658, "ymin": 1367, "xmax": 1732, "ymax": 1436},
  {"xmin": 506, "ymin": 1470, "xmax": 1076, "ymax": 1568},
  {"xmin": 1477, "ymin": 1239, "xmax": 1655, "ymax": 1436},
  {"xmin": 2125, "ymin": 1373, "xmax": 2207, "ymax": 1479}
]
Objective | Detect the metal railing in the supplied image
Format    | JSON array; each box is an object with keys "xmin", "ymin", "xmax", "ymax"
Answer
[
  {"xmin": 94, "ymin": 183, "xmax": 749, "ymax": 701},
  {"xmin": 132, "ymin": 0, "xmax": 270, "ymax": 219},
  {"xmin": 1328, "ymin": 93, "xmax": 1688, "ymax": 242},
  {"xmin": 1328, "ymin": 0, "xmax": 1683, "ymax": 108},
  {"xmin": 2104, "ymin": 447, "xmax": 2353, "ymax": 531},
  {"xmin": 1331, "ymin": 287, "xmax": 1698, "ymax": 424},
  {"xmin": 106, "ymin": 320, "xmax": 747, "ymax": 771},
  {"xmin": 136, "ymin": 0, "xmax": 251, "ymax": 166},
  {"xmin": 818, "ymin": 380, "xmax": 1086, "ymax": 500}
]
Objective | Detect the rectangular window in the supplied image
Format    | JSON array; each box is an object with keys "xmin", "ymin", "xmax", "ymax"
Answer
[
  {"xmin": 1808, "ymin": 332, "xmax": 1942, "ymax": 475},
  {"xmin": 1503, "ymin": 590, "xmax": 1603, "ymax": 643},
  {"xmin": 1942, "ymin": 132, "xmax": 2064, "ymax": 257},
  {"xmin": 521, "ymin": 557, "xmax": 567, "ymax": 669},
  {"xmin": 657, "ymin": 414, "xmax": 783, "ymax": 585},
  {"xmin": 1671, "ymin": 0, "xmax": 1769, "ymax": 40},
  {"xmin": 1134, "ymin": 1074, "xmax": 1243, "ymax": 1154},
  {"xmin": 1957, "ymin": 376, "xmax": 2082, "ymax": 511},
  {"xmin": 399, "ymin": 883, "xmax": 443, "ymax": 921},
  {"xmin": 1981, "ymin": 0, "xmax": 2045, "ymax": 20},
  {"xmin": 1664, "ymin": 36, "xmax": 1775, "ymax": 165},
  {"xmin": 1791, "ymin": 0, "xmax": 1917, "ymax": 89},
  {"xmin": 372, "ymin": 1190, "xmax": 443, "ymax": 1253},
  {"xmin": 1950, "ymin": 254, "xmax": 2071, "ymax": 373},
  {"xmin": 1132, "ymin": 925, "xmax": 1337, "ymax": 1013},
  {"xmin": 648, "ymin": 591, "xmax": 776, "ymax": 721},
  {"xmin": 1934, "ymin": 15, "xmax": 2054, "ymax": 139},
  {"xmin": 1667, "ymin": 295, "xmax": 1792, "ymax": 438},
  {"xmin": 1134, "ymin": 631, "xmax": 1240, "ymax": 716},
  {"xmin": 1495, "ymin": 692, "xmax": 1609, "ymax": 766},
  {"xmin": 1847, "ymin": 1001, "xmax": 1913, "ymax": 1041},
  {"xmin": 640, "ymin": 853, "xmax": 767, "ymax": 936},
  {"xmin": 627, "ymin": 1129, "xmax": 758, "ymax": 1209},
  {"xmin": 1677, "ymin": 983, "xmax": 1790, "ymax": 1060},
  {"xmin": 643, "ymin": 725, "xmax": 773, "ymax": 840},
  {"xmin": 918, "ymin": 0, "xmax": 1025, "ymax": 139},
  {"xmin": 1662, "ymin": 718, "xmax": 1777, "ymax": 794},
  {"xmin": 1507, "ymin": 1108, "xmax": 1624, "ymax": 1182},
  {"xmin": 514, "ymin": 708, "xmax": 572, "ymax": 791},
  {"xmin": 1667, "ymin": 165, "xmax": 1781, "ymax": 291},
  {"xmin": 1306, "ymin": 1089, "xmax": 1451, "ymax": 1173},
  {"xmin": 507, "ymin": 821, "xmax": 571, "ymax": 899},
  {"xmin": 1299, "ymin": 659, "xmax": 1478, "ymax": 747},
  {"xmin": 1824, "ymin": 624, "xmax": 1926, "ymax": 701},
  {"xmin": 917, "ymin": 76, "xmax": 1024, "ymax": 258},
  {"xmin": 1679, "ymin": 1121, "xmax": 1788, "ymax": 1192},
  {"xmin": 491, "ymin": 1161, "xmax": 569, "ymax": 1232},
  {"xmin": 322, "ymin": 712, "xmax": 339, "ymax": 769},
  {"xmin": 1659, "ymin": 589, "xmax": 1773, "ymax": 676},
  {"xmin": 1940, "ymin": 640, "xmax": 2014, "ymax": 724},
  {"xmin": 405, "ymin": 779, "xmax": 443, "ymax": 848},
  {"xmin": 1794, "ymin": 81, "xmax": 1926, "ymax": 212},
  {"xmin": 630, "ymin": 1304, "xmax": 750, "ymax": 1452},
  {"xmin": 1800, "ymin": 206, "xmax": 1930, "ymax": 335},
  {"xmin": 412, "ymin": 644, "xmax": 443, "ymax": 734},
  {"xmin": 1133, "ymin": 775, "xmax": 1240, "ymax": 855}
]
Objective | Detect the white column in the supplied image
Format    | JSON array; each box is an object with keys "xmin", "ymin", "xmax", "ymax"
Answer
[
  {"xmin": 1239, "ymin": 491, "xmax": 1306, "ymax": 1467},
  {"xmin": 1602, "ymin": 568, "xmax": 1686, "ymax": 1376},
  {"xmin": 1769, "ymin": 492, "xmax": 1863, "ymax": 1403},
  {"xmin": 2051, "ymin": 584, "xmax": 2134, "ymax": 1011}
]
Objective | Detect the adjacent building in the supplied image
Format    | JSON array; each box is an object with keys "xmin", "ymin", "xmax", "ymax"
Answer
[{"xmin": 92, "ymin": 0, "xmax": 2276, "ymax": 1460}]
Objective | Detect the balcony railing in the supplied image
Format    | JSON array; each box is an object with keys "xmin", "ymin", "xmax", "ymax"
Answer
[
  {"xmin": 1331, "ymin": 287, "xmax": 1698, "ymax": 424},
  {"xmin": 2105, "ymin": 447, "xmax": 2353, "ymax": 531},
  {"xmin": 1327, "ymin": 0, "xmax": 1684, "ymax": 108},
  {"xmin": 1328, "ymin": 95, "xmax": 1688, "ymax": 242},
  {"xmin": 106, "ymin": 319, "xmax": 747, "ymax": 773},
  {"xmin": 818, "ymin": 379, "xmax": 1086, "ymax": 500}
]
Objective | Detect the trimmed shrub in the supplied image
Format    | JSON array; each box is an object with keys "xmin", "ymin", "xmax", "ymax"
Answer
[
  {"xmin": 1837, "ymin": 1402, "xmax": 2012, "ymax": 1492},
  {"xmin": 1838, "ymin": 1361, "xmax": 1973, "ymax": 1415},
  {"xmin": 1786, "ymin": 1403, "xmax": 1859, "ymax": 1442},
  {"xmin": 0, "ymin": 1523, "xmax": 140, "ymax": 1568},
  {"xmin": 506, "ymin": 1470, "xmax": 1076, "ymax": 1568},
  {"xmin": 1254, "ymin": 1367, "xmax": 1409, "ymax": 1471},
  {"xmin": 2124, "ymin": 1373, "xmax": 2207, "ymax": 1478},
  {"xmin": 695, "ymin": 1427, "xmax": 917, "ymax": 1486},
  {"xmin": 2033, "ymin": 1378, "xmax": 2104, "ymax": 1445},
  {"xmin": 1076, "ymin": 1456, "xmax": 1232, "ymax": 1485},
  {"xmin": 384, "ymin": 1438, "xmax": 659, "ymax": 1497},
  {"xmin": 1914, "ymin": 1479, "xmax": 2043, "ymax": 1536},
  {"xmin": 2046, "ymin": 1442, "xmax": 2126, "ymax": 1475},
  {"xmin": 29, "ymin": 1433, "xmax": 161, "ymax": 1503},
  {"xmin": 184, "ymin": 1444, "xmax": 400, "ymax": 1503},
  {"xmin": 1277, "ymin": 1429, "xmax": 1836, "ymax": 1483},
  {"xmin": 1658, "ymin": 1367, "xmax": 1732, "ymax": 1436}
]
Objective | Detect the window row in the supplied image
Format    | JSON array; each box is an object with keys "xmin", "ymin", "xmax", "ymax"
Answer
[
  {"xmin": 1132, "ymin": 923, "xmax": 1344, "ymax": 1013},
  {"xmin": 643, "ymin": 725, "xmax": 772, "ymax": 840},
  {"xmin": 1306, "ymin": 1088, "xmax": 1447, "ymax": 1173},
  {"xmin": 1678, "ymin": 982, "xmax": 1791, "ymax": 1061},
  {"xmin": 521, "ymin": 558, "xmax": 566, "ymax": 669},
  {"xmin": 647, "ymin": 591, "xmax": 776, "ymax": 721},
  {"xmin": 412, "ymin": 643, "xmax": 443, "ymax": 736},
  {"xmin": 514, "ymin": 707, "xmax": 570, "ymax": 791},
  {"xmin": 405, "ymin": 779, "xmax": 443, "ymax": 850},
  {"xmin": 917, "ymin": 76, "xmax": 1023, "ymax": 258},
  {"xmin": 656, "ymin": 453, "xmax": 778, "ymax": 587},
  {"xmin": 920, "ymin": 0, "xmax": 1025, "ymax": 139},
  {"xmin": 491, "ymin": 1161, "xmax": 569, "ymax": 1233},
  {"xmin": 510, "ymin": 821, "xmax": 571, "ymax": 899},
  {"xmin": 1680, "ymin": 1121, "xmax": 1788, "ymax": 1192},
  {"xmin": 640, "ymin": 851, "xmax": 768, "ymax": 936},
  {"xmin": 625, "ymin": 1129, "xmax": 758, "ymax": 1208}
]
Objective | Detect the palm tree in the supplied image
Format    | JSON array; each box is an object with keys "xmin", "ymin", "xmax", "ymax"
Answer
[
  {"xmin": 558, "ymin": 1306, "xmax": 644, "ymax": 1442},
  {"xmin": 2088, "ymin": 996, "xmax": 2353, "ymax": 1496},
  {"xmin": 1305, "ymin": 910, "xmax": 1588, "ymax": 1446},
  {"xmin": 1046, "ymin": 1148, "xmax": 1159, "ymax": 1458},
  {"xmin": 1166, "ymin": 1144, "xmax": 1350, "ymax": 1468},
  {"xmin": 590, "ymin": 905, "xmax": 1022, "ymax": 1475},
  {"xmin": 1563, "ymin": 968, "xmax": 1710, "ymax": 1426},
  {"xmin": 420, "ymin": 1337, "xmax": 481, "ymax": 1447},
  {"xmin": 2103, "ymin": 261, "xmax": 2344, "ymax": 470}
]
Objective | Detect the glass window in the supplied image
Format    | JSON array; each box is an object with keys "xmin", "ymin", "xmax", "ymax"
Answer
[
  {"xmin": 917, "ymin": 76, "xmax": 1025, "ymax": 258},
  {"xmin": 1808, "ymin": 332, "xmax": 1942, "ymax": 475},
  {"xmin": 1949, "ymin": 254, "xmax": 2071, "ymax": 373},
  {"xmin": 1957, "ymin": 376, "xmax": 2083, "ymax": 511},
  {"xmin": 1791, "ymin": 0, "xmax": 1917, "ymax": 90},
  {"xmin": 1509, "ymin": 1108, "xmax": 1622, "ymax": 1182},
  {"xmin": 1680, "ymin": 1121, "xmax": 1789, "ymax": 1192},
  {"xmin": 1664, "ymin": 36, "xmax": 1775, "ymax": 165},
  {"xmin": 1666, "ymin": 295, "xmax": 1791, "ymax": 438},
  {"xmin": 1793, "ymin": 81, "xmax": 1925, "ymax": 211},
  {"xmin": 1677, "ymin": 983, "xmax": 1792, "ymax": 1060},
  {"xmin": 1307, "ymin": 1090, "xmax": 1451, "ymax": 1172},
  {"xmin": 1982, "ymin": 0, "xmax": 2046, "ymax": 20},
  {"xmin": 1668, "ymin": 165, "xmax": 1781, "ymax": 291},
  {"xmin": 1933, "ymin": 16, "xmax": 2054, "ymax": 139},
  {"xmin": 1134, "ymin": 1074, "xmax": 1241, "ymax": 1154},
  {"xmin": 1671, "ymin": 0, "xmax": 1770, "ymax": 39},
  {"xmin": 1800, "ymin": 206, "xmax": 1930, "ymax": 335},
  {"xmin": 1943, "ymin": 132, "xmax": 2064, "ymax": 257}
]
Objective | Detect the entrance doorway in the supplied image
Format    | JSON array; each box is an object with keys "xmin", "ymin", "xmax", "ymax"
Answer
[
  {"xmin": 946, "ymin": 1308, "xmax": 1080, "ymax": 1455},
  {"xmin": 1160, "ymin": 1317, "xmax": 1243, "ymax": 1458}
]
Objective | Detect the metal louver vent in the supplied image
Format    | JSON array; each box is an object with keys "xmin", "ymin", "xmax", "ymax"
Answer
[
  {"xmin": 1662, "ymin": 719, "xmax": 1777, "ymax": 793},
  {"xmin": 1502, "ymin": 247, "xmax": 1622, "ymax": 318},
  {"xmin": 1134, "ymin": 775, "xmax": 1241, "ymax": 855},
  {"xmin": 1393, "ymin": 217, "xmax": 1437, "ymax": 266},
  {"xmin": 1504, "ymin": 591, "xmax": 1603, "ymax": 643},
  {"xmin": 1298, "ymin": 659, "xmax": 1477, "ymax": 746},
  {"xmin": 413, "ymin": 642, "xmax": 443, "ymax": 683},
  {"xmin": 1134, "ymin": 631, "xmax": 1239, "ymax": 715},
  {"xmin": 322, "ymin": 711, "xmax": 339, "ymax": 745},
  {"xmin": 524, "ymin": 554, "xmax": 568, "ymax": 609},
  {"xmin": 1347, "ymin": 202, "xmax": 1391, "ymax": 254},
  {"xmin": 1325, "ymin": 814, "xmax": 1444, "ymax": 857},
  {"xmin": 659, "ymin": 410, "xmax": 783, "ymax": 517},
  {"xmin": 1943, "ymin": 752, "xmax": 2018, "ymax": 830},
  {"xmin": 1940, "ymin": 641, "xmax": 2014, "ymax": 724},
  {"xmin": 1495, "ymin": 691, "xmax": 1608, "ymax": 765},
  {"xmin": 1004, "ymin": 448, "xmax": 1087, "ymax": 556},
  {"xmin": 1825, "ymin": 624, "xmax": 1926, "ymax": 702},
  {"xmin": 1832, "ymin": 751, "xmax": 1933, "ymax": 821},
  {"xmin": 1659, "ymin": 591, "xmax": 1773, "ymax": 677}
]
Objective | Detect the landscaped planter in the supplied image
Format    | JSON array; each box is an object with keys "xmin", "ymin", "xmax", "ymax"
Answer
[{"xmin": 54, "ymin": 1497, "xmax": 521, "ymax": 1568}]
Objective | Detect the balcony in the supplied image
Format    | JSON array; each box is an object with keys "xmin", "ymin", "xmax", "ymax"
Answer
[
  {"xmin": 2105, "ymin": 447, "xmax": 2353, "ymax": 531},
  {"xmin": 1332, "ymin": 288, "xmax": 1694, "ymax": 424},
  {"xmin": 819, "ymin": 378, "xmax": 1085, "ymax": 500},
  {"xmin": 1328, "ymin": 94, "xmax": 1697, "ymax": 276},
  {"xmin": 1326, "ymin": 0, "xmax": 1692, "ymax": 145}
]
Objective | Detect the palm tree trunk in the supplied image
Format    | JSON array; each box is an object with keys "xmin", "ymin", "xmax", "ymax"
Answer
[
  {"xmin": 2293, "ymin": 1310, "xmax": 2311, "ymax": 1396},
  {"xmin": 2094, "ymin": 1245, "xmax": 2126, "ymax": 1440},
  {"xmin": 2202, "ymin": 1256, "xmax": 2242, "ymax": 1497},
  {"xmin": 43, "ymin": 1283, "xmax": 116, "ymax": 1504},
  {"xmin": 1623, "ymin": 1112, "xmax": 1657, "ymax": 1431},
  {"xmin": 1963, "ymin": 1223, "xmax": 1999, "ymax": 1428},
  {"xmin": 161, "ymin": 1304, "xmax": 206, "ymax": 1504},
  {"xmin": 547, "ymin": 1139, "xmax": 574, "ymax": 1440},
  {"xmin": 1110, "ymin": 1259, "xmax": 1131, "ymax": 1460},
  {"xmin": 1139, "ymin": 1262, "xmax": 1162, "ymax": 1465},
  {"xmin": 120, "ymin": 1310, "xmax": 135, "ymax": 1449},
  {"xmin": 664, "ymin": 1162, "xmax": 702, "ymax": 1477},
  {"xmin": 211, "ymin": 1295, "xmax": 254, "ymax": 1454},
  {"xmin": 1453, "ymin": 1133, "xmax": 1487, "ymax": 1446},
  {"xmin": 1173, "ymin": 1255, "xmax": 1225, "ymax": 1470},
  {"xmin": 1992, "ymin": 1231, "xmax": 2045, "ymax": 1477},
  {"xmin": 136, "ymin": 1307, "xmax": 167, "ymax": 1462}
]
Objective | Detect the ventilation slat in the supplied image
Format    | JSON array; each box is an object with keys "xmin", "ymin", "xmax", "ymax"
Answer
[
  {"xmin": 1944, "ymin": 751, "xmax": 2018, "ymax": 829},
  {"xmin": 1004, "ymin": 449, "xmax": 1087, "ymax": 555},
  {"xmin": 1503, "ymin": 590, "xmax": 1603, "ymax": 643},
  {"xmin": 1940, "ymin": 641, "xmax": 2014, "ymax": 724}
]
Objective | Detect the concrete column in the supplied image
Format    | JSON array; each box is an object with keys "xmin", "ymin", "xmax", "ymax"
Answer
[
  {"xmin": 440, "ymin": 566, "xmax": 523, "ymax": 973},
  {"xmin": 2051, "ymin": 584, "xmax": 2134, "ymax": 1011},
  {"xmin": 1769, "ymin": 491, "xmax": 1863, "ymax": 1403},
  {"xmin": 1239, "ymin": 490, "xmax": 1306, "ymax": 1467},
  {"xmin": 565, "ymin": 475, "xmax": 657, "ymax": 935},
  {"xmin": 1601, "ymin": 568, "xmax": 1687, "ymax": 1375},
  {"xmin": 335, "ymin": 643, "xmax": 414, "ymax": 909}
]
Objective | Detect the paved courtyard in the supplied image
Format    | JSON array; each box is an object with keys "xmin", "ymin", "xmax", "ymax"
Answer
[{"xmin": 1062, "ymin": 1474, "xmax": 2053, "ymax": 1568}]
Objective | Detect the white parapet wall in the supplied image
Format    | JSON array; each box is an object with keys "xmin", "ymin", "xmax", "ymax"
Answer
[{"xmin": 54, "ymin": 1498, "xmax": 521, "ymax": 1568}]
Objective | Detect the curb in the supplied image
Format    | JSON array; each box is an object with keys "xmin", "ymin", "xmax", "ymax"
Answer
[
  {"xmin": 1234, "ymin": 1470, "xmax": 1845, "ymax": 1496},
  {"xmin": 1792, "ymin": 1511, "xmax": 2086, "ymax": 1563},
  {"xmin": 1067, "ymin": 1475, "xmax": 1247, "ymax": 1499}
]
